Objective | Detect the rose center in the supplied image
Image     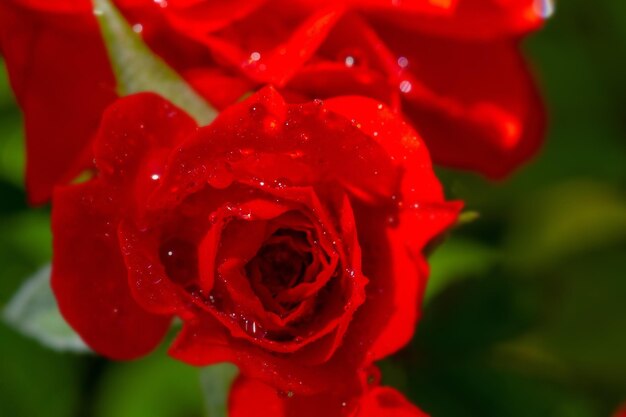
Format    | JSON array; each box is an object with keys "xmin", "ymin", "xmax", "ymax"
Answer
[{"xmin": 246, "ymin": 229, "xmax": 313, "ymax": 297}]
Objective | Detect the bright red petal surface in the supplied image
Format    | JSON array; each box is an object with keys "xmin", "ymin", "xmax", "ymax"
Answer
[
  {"xmin": 51, "ymin": 181, "xmax": 171, "ymax": 359},
  {"xmin": 0, "ymin": 1, "xmax": 116, "ymax": 203},
  {"xmin": 376, "ymin": 29, "xmax": 546, "ymax": 178},
  {"xmin": 229, "ymin": 375, "xmax": 430, "ymax": 417}
]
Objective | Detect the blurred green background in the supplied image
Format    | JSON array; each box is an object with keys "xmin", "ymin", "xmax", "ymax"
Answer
[{"xmin": 1, "ymin": 0, "xmax": 625, "ymax": 416}]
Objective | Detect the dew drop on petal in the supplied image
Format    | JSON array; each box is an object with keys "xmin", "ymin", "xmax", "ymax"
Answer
[
  {"xmin": 399, "ymin": 80, "xmax": 412, "ymax": 94},
  {"xmin": 249, "ymin": 51, "xmax": 261, "ymax": 63},
  {"xmin": 397, "ymin": 56, "xmax": 409, "ymax": 68},
  {"xmin": 241, "ymin": 317, "xmax": 267, "ymax": 339},
  {"xmin": 277, "ymin": 390, "xmax": 295, "ymax": 399}
]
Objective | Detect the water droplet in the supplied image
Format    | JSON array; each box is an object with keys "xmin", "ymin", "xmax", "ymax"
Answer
[
  {"xmin": 249, "ymin": 51, "xmax": 261, "ymax": 63},
  {"xmin": 399, "ymin": 80, "xmax": 412, "ymax": 94},
  {"xmin": 344, "ymin": 56, "xmax": 355, "ymax": 68},
  {"xmin": 160, "ymin": 239, "xmax": 198, "ymax": 285},
  {"xmin": 154, "ymin": 0, "xmax": 168, "ymax": 8},
  {"xmin": 397, "ymin": 56, "xmax": 409, "ymax": 68},
  {"xmin": 93, "ymin": 9, "xmax": 103, "ymax": 16},
  {"xmin": 241, "ymin": 316, "xmax": 267, "ymax": 339},
  {"xmin": 150, "ymin": 173, "xmax": 160, "ymax": 181},
  {"xmin": 264, "ymin": 118, "xmax": 278, "ymax": 130},
  {"xmin": 277, "ymin": 390, "xmax": 295, "ymax": 398},
  {"xmin": 533, "ymin": 0, "xmax": 555, "ymax": 18},
  {"xmin": 386, "ymin": 215, "xmax": 399, "ymax": 227},
  {"xmin": 132, "ymin": 23, "xmax": 143, "ymax": 34}
]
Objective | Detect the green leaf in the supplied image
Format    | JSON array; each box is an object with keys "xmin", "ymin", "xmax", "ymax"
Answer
[
  {"xmin": 200, "ymin": 363, "xmax": 239, "ymax": 417},
  {"xmin": 455, "ymin": 210, "xmax": 480, "ymax": 227},
  {"xmin": 93, "ymin": 0, "xmax": 217, "ymax": 125},
  {"xmin": 94, "ymin": 346, "xmax": 204, "ymax": 417},
  {"xmin": 506, "ymin": 181, "xmax": 626, "ymax": 271},
  {"xmin": 0, "ymin": 322, "xmax": 85, "ymax": 417},
  {"xmin": 426, "ymin": 238, "xmax": 499, "ymax": 302},
  {"xmin": 2, "ymin": 264, "xmax": 90, "ymax": 353}
]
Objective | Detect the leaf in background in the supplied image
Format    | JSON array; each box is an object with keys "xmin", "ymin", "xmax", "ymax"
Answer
[
  {"xmin": 94, "ymin": 346, "xmax": 204, "ymax": 417},
  {"xmin": 3, "ymin": 264, "xmax": 90, "ymax": 353},
  {"xmin": 506, "ymin": 181, "xmax": 626, "ymax": 271},
  {"xmin": 93, "ymin": 0, "xmax": 217, "ymax": 125},
  {"xmin": 0, "ymin": 60, "xmax": 25, "ymax": 188},
  {"xmin": 426, "ymin": 238, "xmax": 499, "ymax": 303},
  {"xmin": 0, "ymin": 322, "xmax": 85, "ymax": 417},
  {"xmin": 200, "ymin": 363, "xmax": 239, "ymax": 417}
]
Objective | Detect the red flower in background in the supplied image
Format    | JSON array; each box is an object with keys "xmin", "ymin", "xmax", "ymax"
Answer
[
  {"xmin": 0, "ymin": 0, "xmax": 117, "ymax": 203},
  {"xmin": 0, "ymin": 0, "xmax": 546, "ymax": 204},
  {"xmin": 51, "ymin": 88, "xmax": 459, "ymax": 403}
]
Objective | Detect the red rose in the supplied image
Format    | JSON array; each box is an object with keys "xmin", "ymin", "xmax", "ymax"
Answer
[
  {"xmin": 1, "ymin": 0, "xmax": 545, "ymax": 203},
  {"xmin": 51, "ymin": 88, "xmax": 460, "ymax": 396}
]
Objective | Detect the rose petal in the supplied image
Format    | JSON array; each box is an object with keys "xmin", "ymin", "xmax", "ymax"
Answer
[
  {"xmin": 378, "ymin": 28, "xmax": 546, "ymax": 178},
  {"xmin": 364, "ymin": 0, "xmax": 543, "ymax": 39},
  {"xmin": 195, "ymin": 3, "xmax": 345, "ymax": 86},
  {"xmin": 229, "ymin": 374, "xmax": 358, "ymax": 417},
  {"xmin": 158, "ymin": 87, "xmax": 401, "ymax": 207},
  {"xmin": 118, "ymin": 218, "xmax": 188, "ymax": 315},
  {"xmin": 51, "ymin": 181, "xmax": 171, "ymax": 359},
  {"xmin": 9, "ymin": 0, "xmax": 92, "ymax": 14},
  {"xmin": 94, "ymin": 92, "xmax": 197, "ymax": 190},
  {"xmin": 359, "ymin": 386, "xmax": 429, "ymax": 417},
  {"xmin": 324, "ymin": 96, "xmax": 444, "ymax": 202},
  {"xmin": 229, "ymin": 374, "xmax": 429, "ymax": 417},
  {"xmin": 170, "ymin": 318, "xmax": 361, "ymax": 394},
  {"xmin": 0, "ymin": 1, "xmax": 116, "ymax": 203}
]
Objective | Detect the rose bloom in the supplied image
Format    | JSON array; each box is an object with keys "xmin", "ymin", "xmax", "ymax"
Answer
[
  {"xmin": 0, "ymin": 0, "xmax": 546, "ymax": 203},
  {"xmin": 51, "ymin": 87, "xmax": 460, "ymax": 409}
]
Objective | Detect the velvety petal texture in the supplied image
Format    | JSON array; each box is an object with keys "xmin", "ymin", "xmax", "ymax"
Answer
[{"xmin": 51, "ymin": 88, "xmax": 459, "ymax": 401}]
